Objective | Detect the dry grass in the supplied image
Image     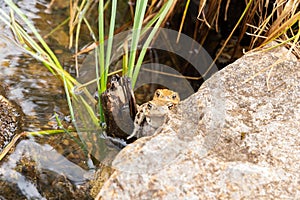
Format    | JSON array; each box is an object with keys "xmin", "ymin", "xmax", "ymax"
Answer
[
  {"xmin": 195, "ymin": 0, "xmax": 299, "ymax": 58},
  {"xmin": 63, "ymin": 0, "xmax": 299, "ymax": 73}
]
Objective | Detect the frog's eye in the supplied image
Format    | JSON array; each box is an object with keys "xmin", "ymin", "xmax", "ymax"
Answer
[
  {"xmin": 171, "ymin": 93, "xmax": 177, "ymax": 100},
  {"xmin": 155, "ymin": 90, "xmax": 161, "ymax": 98},
  {"xmin": 167, "ymin": 103, "xmax": 174, "ymax": 110},
  {"xmin": 147, "ymin": 103, "xmax": 153, "ymax": 109}
]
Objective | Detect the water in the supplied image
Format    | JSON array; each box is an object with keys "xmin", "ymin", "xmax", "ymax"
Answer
[
  {"xmin": 0, "ymin": 1, "xmax": 93, "ymax": 198},
  {"xmin": 0, "ymin": 1, "xmax": 71, "ymax": 131}
]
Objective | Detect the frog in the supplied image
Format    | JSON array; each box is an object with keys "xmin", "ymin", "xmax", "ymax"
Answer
[{"xmin": 127, "ymin": 89, "xmax": 180, "ymax": 139}]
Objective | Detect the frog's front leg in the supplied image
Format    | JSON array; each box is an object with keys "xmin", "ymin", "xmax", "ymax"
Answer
[
  {"xmin": 127, "ymin": 124, "xmax": 139, "ymax": 139},
  {"xmin": 127, "ymin": 104, "xmax": 146, "ymax": 139}
]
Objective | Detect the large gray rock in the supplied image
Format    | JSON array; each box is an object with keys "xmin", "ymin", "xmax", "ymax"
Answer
[{"xmin": 98, "ymin": 45, "xmax": 300, "ymax": 199}]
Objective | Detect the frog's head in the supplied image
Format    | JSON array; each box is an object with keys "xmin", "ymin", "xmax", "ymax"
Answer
[{"xmin": 153, "ymin": 89, "xmax": 180, "ymax": 104}]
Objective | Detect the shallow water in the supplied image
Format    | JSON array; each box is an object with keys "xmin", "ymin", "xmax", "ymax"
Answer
[
  {"xmin": 0, "ymin": 1, "xmax": 71, "ymax": 131},
  {"xmin": 0, "ymin": 1, "xmax": 93, "ymax": 198}
]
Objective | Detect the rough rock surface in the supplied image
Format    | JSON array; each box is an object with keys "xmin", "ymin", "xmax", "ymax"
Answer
[{"xmin": 98, "ymin": 45, "xmax": 300, "ymax": 199}]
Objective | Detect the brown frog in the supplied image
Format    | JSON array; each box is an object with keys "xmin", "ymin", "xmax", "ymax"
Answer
[{"xmin": 127, "ymin": 89, "xmax": 180, "ymax": 139}]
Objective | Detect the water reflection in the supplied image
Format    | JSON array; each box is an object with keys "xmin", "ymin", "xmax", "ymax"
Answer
[
  {"xmin": 0, "ymin": 1, "xmax": 88, "ymax": 198},
  {"xmin": 0, "ymin": 0, "xmax": 70, "ymax": 131},
  {"xmin": 0, "ymin": 54, "xmax": 67, "ymax": 131}
]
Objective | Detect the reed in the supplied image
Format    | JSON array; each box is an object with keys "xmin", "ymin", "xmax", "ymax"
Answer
[{"xmin": 0, "ymin": 0, "xmax": 178, "ymax": 139}]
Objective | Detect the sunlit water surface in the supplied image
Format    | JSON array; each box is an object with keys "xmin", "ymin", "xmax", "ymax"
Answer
[{"xmin": 0, "ymin": 1, "xmax": 92, "ymax": 198}]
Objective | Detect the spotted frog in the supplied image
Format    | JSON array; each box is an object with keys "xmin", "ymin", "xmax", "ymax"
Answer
[{"xmin": 127, "ymin": 89, "xmax": 180, "ymax": 139}]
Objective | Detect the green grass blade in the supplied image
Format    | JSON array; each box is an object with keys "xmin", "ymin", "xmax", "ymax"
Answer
[
  {"xmin": 104, "ymin": 0, "xmax": 117, "ymax": 85},
  {"xmin": 5, "ymin": 0, "xmax": 62, "ymax": 70},
  {"xmin": 98, "ymin": 0, "xmax": 106, "ymax": 93},
  {"xmin": 79, "ymin": 95, "xmax": 99, "ymax": 126},
  {"xmin": 62, "ymin": 72, "xmax": 76, "ymax": 123},
  {"xmin": 127, "ymin": 0, "xmax": 148, "ymax": 78},
  {"xmin": 132, "ymin": 0, "xmax": 174, "ymax": 87}
]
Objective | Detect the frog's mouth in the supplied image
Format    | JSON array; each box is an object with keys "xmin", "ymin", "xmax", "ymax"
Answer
[{"xmin": 146, "ymin": 115, "xmax": 165, "ymax": 128}]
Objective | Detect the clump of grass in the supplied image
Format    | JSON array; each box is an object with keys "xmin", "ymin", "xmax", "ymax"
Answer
[
  {"xmin": 0, "ymin": 0, "xmax": 98, "ymax": 160},
  {"xmin": 249, "ymin": 0, "xmax": 300, "ymax": 57},
  {"xmin": 195, "ymin": 0, "xmax": 299, "ymax": 59},
  {"xmin": 0, "ymin": 0, "xmax": 179, "ymax": 158},
  {"xmin": 71, "ymin": 0, "xmax": 178, "ymax": 123}
]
